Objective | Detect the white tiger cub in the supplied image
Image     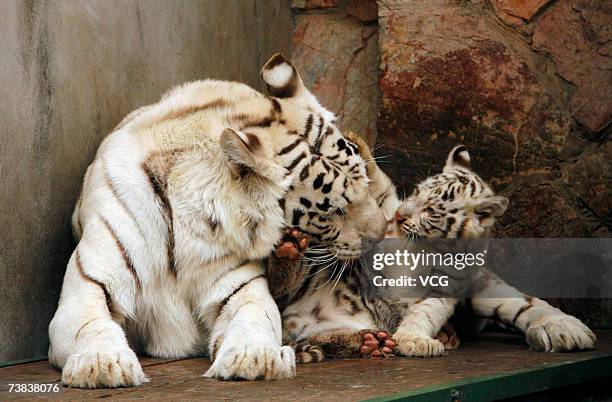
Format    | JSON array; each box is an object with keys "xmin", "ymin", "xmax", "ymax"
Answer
[
  {"xmin": 391, "ymin": 145, "xmax": 596, "ymax": 356},
  {"xmin": 48, "ymin": 54, "xmax": 388, "ymax": 388}
]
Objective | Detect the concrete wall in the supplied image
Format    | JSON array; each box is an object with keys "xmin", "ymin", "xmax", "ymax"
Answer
[{"xmin": 0, "ymin": 0, "xmax": 291, "ymax": 364}]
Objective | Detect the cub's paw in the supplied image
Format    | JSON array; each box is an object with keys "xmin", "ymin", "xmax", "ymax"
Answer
[
  {"xmin": 276, "ymin": 228, "xmax": 309, "ymax": 261},
  {"xmin": 393, "ymin": 331, "xmax": 446, "ymax": 357},
  {"xmin": 360, "ymin": 330, "xmax": 395, "ymax": 358},
  {"xmin": 435, "ymin": 323, "xmax": 460, "ymax": 350},
  {"xmin": 526, "ymin": 314, "xmax": 596, "ymax": 352},
  {"xmin": 204, "ymin": 345, "xmax": 296, "ymax": 380},
  {"xmin": 62, "ymin": 346, "xmax": 148, "ymax": 388}
]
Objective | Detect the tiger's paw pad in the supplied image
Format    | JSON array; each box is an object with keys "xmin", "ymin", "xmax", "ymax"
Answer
[
  {"xmin": 359, "ymin": 331, "xmax": 395, "ymax": 358},
  {"xmin": 435, "ymin": 323, "xmax": 460, "ymax": 350},
  {"xmin": 276, "ymin": 228, "xmax": 309, "ymax": 260},
  {"xmin": 393, "ymin": 332, "xmax": 446, "ymax": 357},
  {"xmin": 526, "ymin": 315, "xmax": 596, "ymax": 352},
  {"xmin": 62, "ymin": 346, "xmax": 148, "ymax": 388},
  {"xmin": 204, "ymin": 345, "xmax": 296, "ymax": 380}
]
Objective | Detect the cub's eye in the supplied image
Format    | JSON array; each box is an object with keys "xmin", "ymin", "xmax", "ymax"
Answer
[{"xmin": 425, "ymin": 207, "xmax": 435, "ymax": 214}]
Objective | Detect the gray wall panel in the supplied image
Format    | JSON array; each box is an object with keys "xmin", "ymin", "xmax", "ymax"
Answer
[{"xmin": 0, "ymin": 0, "xmax": 291, "ymax": 364}]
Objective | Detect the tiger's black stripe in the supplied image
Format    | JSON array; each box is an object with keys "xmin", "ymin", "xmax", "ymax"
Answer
[
  {"xmin": 99, "ymin": 215, "xmax": 142, "ymax": 290},
  {"xmin": 142, "ymin": 152, "xmax": 177, "ymax": 278},
  {"xmin": 104, "ymin": 166, "xmax": 146, "ymax": 240},
  {"xmin": 286, "ymin": 151, "xmax": 307, "ymax": 171},
  {"xmin": 218, "ymin": 274, "xmax": 266, "ymax": 314},
  {"xmin": 278, "ymin": 138, "xmax": 303, "ymax": 156},
  {"xmin": 75, "ymin": 249, "xmax": 112, "ymax": 312},
  {"xmin": 512, "ymin": 303, "xmax": 534, "ymax": 325},
  {"xmin": 303, "ymin": 114, "xmax": 314, "ymax": 138}
]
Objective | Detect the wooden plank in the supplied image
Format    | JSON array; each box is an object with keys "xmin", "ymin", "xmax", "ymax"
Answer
[
  {"xmin": 0, "ymin": 331, "xmax": 610, "ymax": 401},
  {"xmin": 366, "ymin": 355, "xmax": 612, "ymax": 402}
]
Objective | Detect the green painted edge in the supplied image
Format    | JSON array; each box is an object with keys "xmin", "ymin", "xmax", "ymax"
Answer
[
  {"xmin": 0, "ymin": 356, "xmax": 47, "ymax": 369},
  {"xmin": 364, "ymin": 354, "xmax": 612, "ymax": 402}
]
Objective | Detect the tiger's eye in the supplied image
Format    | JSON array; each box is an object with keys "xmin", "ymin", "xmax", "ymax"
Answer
[{"xmin": 425, "ymin": 207, "xmax": 435, "ymax": 214}]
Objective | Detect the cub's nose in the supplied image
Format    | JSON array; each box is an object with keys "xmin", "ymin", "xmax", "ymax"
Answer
[{"xmin": 395, "ymin": 211, "xmax": 407, "ymax": 225}]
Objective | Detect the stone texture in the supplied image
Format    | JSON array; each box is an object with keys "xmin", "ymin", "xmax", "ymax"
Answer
[
  {"xmin": 491, "ymin": 0, "xmax": 552, "ymax": 26},
  {"xmin": 292, "ymin": 13, "xmax": 380, "ymax": 144},
  {"xmin": 377, "ymin": 0, "xmax": 611, "ymax": 237},
  {"xmin": 292, "ymin": 0, "xmax": 337, "ymax": 10},
  {"xmin": 532, "ymin": 0, "xmax": 612, "ymax": 133},
  {"xmin": 0, "ymin": 0, "xmax": 291, "ymax": 364},
  {"xmin": 347, "ymin": 0, "xmax": 378, "ymax": 22},
  {"xmin": 559, "ymin": 145, "xmax": 612, "ymax": 236}
]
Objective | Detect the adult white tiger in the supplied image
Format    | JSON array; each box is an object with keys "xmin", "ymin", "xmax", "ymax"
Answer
[{"xmin": 48, "ymin": 54, "xmax": 387, "ymax": 388}]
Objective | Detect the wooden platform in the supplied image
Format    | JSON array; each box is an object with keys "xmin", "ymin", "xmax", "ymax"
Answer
[{"xmin": 1, "ymin": 331, "xmax": 612, "ymax": 401}]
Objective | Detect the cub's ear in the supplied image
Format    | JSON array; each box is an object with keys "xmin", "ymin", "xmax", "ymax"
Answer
[
  {"xmin": 474, "ymin": 196, "xmax": 509, "ymax": 227},
  {"xmin": 220, "ymin": 128, "xmax": 263, "ymax": 177},
  {"xmin": 444, "ymin": 145, "xmax": 471, "ymax": 173},
  {"xmin": 260, "ymin": 53, "xmax": 304, "ymax": 98},
  {"xmin": 344, "ymin": 130, "xmax": 371, "ymax": 156},
  {"xmin": 344, "ymin": 130, "xmax": 375, "ymax": 175}
]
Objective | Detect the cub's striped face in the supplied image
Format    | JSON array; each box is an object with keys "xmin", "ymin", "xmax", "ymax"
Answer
[
  {"xmin": 261, "ymin": 54, "xmax": 387, "ymax": 259},
  {"xmin": 285, "ymin": 125, "xmax": 382, "ymax": 259},
  {"xmin": 396, "ymin": 146, "xmax": 508, "ymax": 239}
]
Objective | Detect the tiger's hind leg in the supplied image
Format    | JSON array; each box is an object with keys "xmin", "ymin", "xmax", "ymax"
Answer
[
  {"xmin": 294, "ymin": 344, "xmax": 325, "ymax": 363},
  {"xmin": 297, "ymin": 329, "xmax": 395, "ymax": 362},
  {"xmin": 469, "ymin": 271, "xmax": 596, "ymax": 352}
]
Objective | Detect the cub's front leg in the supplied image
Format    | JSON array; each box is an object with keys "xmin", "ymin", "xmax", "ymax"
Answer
[
  {"xmin": 393, "ymin": 298, "xmax": 458, "ymax": 357},
  {"xmin": 205, "ymin": 262, "xmax": 296, "ymax": 380}
]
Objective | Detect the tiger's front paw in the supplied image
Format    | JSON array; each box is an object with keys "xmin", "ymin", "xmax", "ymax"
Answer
[
  {"xmin": 204, "ymin": 345, "xmax": 296, "ymax": 380},
  {"xmin": 276, "ymin": 228, "xmax": 309, "ymax": 261},
  {"xmin": 62, "ymin": 345, "xmax": 148, "ymax": 388},
  {"xmin": 393, "ymin": 331, "xmax": 446, "ymax": 357},
  {"xmin": 526, "ymin": 315, "xmax": 596, "ymax": 352}
]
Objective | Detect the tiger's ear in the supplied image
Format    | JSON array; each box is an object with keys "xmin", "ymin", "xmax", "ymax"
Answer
[
  {"xmin": 260, "ymin": 53, "xmax": 304, "ymax": 98},
  {"xmin": 261, "ymin": 53, "xmax": 336, "ymax": 122},
  {"xmin": 444, "ymin": 145, "xmax": 471, "ymax": 173},
  {"xmin": 220, "ymin": 128, "xmax": 265, "ymax": 177},
  {"xmin": 474, "ymin": 196, "xmax": 509, "ymax": 227}
]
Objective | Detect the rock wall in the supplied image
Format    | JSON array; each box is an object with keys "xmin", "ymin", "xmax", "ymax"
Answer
[
  {"xmin": 290, "ymin": 0, "xmax": 611, "ymax": 326},
  {"xmin": 376, "ymin": 0, "xmax": 610, "ymax": 238},
  {"xmin": 291, "ymin": 0, "xmax": 380, "ymax": 145},
  {"xmin": 0, "ymin": 0, "xmax": 291, "ymax": 364}
]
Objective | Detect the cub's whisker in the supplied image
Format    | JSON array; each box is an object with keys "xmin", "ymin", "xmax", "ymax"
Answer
[
  {"xmin": 315, "ymin": 261, "xmax": 340, "ymax": 289},
  {"xmin": 306, "ymin": 258, "xmax": 338, "ymax": 279}
]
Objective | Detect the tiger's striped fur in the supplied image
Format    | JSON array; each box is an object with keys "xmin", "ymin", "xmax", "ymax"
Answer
[
  {"xmin": 48, "ymin": 54, "xmax": 387, "ymax": 388},
  {"xmin": 270, "ymin": 143, "xmax": 596, "ymax": 362}
]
